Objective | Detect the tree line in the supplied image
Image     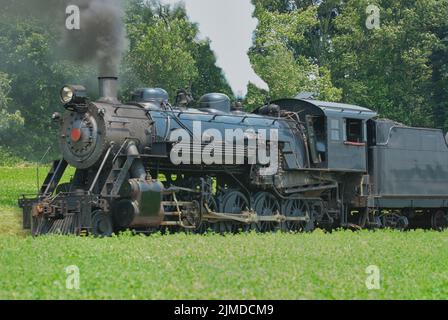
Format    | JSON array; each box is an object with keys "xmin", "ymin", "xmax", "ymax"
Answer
[
  {"xmin": 0, "ymin": 0, "xmax": 447, "ymax": 162},
  {"xmin": 247, "ymin": 0, "xmax": 448, "ymax": 129},
  {"xmin": 0, "ymin": 0, "xmax": 232, "ymax": 161}
]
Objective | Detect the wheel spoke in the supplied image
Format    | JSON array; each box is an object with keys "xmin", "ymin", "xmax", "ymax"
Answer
[
  {"xmin": 218, "ymin": 190, "xmax": 249, "ymax": 234},
  {"xmin": 253, "ymin": 192, "xmax": 280, "ymax": 232},
  {"xmin": 284, "ymin": 199, "xmax": 313, "ymax": 232}
]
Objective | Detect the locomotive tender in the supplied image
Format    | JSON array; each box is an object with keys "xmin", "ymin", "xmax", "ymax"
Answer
[{"xmin": 19, "ymin": 77, "xmax": 448, "ymax": 236}]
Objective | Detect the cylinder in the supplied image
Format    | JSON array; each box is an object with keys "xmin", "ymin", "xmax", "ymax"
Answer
[{"xmin": 129, "ymin": 179, "xmax": 165, "ymax": 227}]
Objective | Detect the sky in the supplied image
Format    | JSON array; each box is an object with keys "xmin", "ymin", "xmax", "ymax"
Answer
[{"xmin": 159, "ymin": 0, "xmax": 269, "ymax": 97}]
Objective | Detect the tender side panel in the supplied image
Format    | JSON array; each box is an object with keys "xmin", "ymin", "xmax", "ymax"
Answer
[{"xmin": 369, "ymin": 123, "xmax": 448, "ymax": 207}]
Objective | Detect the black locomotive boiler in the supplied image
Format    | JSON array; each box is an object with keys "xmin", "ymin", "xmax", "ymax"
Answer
[{"xmin": 19, "ymin": 77, "xmax": 448, "ymax": 236}]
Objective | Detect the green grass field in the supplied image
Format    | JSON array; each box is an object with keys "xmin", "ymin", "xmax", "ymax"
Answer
[{"xmin": 0, "ymin": 166, "xmax": 447, "ymax": 300}]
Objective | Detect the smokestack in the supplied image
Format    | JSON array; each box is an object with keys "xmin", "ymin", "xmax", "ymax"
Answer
[{"xmin": 98, "ymin": 77, "xmax": 119, "ymax": 104}]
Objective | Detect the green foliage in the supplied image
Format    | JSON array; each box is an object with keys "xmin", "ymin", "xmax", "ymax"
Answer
[
  {"xmin": 193, "ymin": 40, "xmax": 234, "ymax": 98},
  {"xmin": 0, "ymin": 15, "xmax": 96, "ymax": 160},
  {"xmin": 0, "ymin": 1, "xmax": 233, "ymax": 161},
  {"xmin": 245, "ymin": 82, "xmax": 269, "ymax": 111},
  {"xmin": 252, "ymin": 0, "xmax": 448, "ymax": 128},
  {"xmin": 248, "ymin": 3, "xmax": 342, "ymax": 103},
  {"xmin": 327, "ymin": 0, "xmax": 444, "ymax": 127},
  {"xmin": 126, "ymin": 12, "xmax": 199, "ymax": 98},
  {"xmin": 124, "ymin": 1, "xmax": 232, "ymax": 100},
  {"xmin": 254, "ymin": 0, "xmax": 317, "ymax": 13},
  {"xmin": 0, "ymin": 229, "xmax": 446, "ymax": 299},
  {"xmin": 0, "ymin": 72, "xmax": 24, "ymax": 146},
  {"xmin": 0, "ymin": 147, "xmax": 26, "ymax": 167},
  {"xmin": 251, "ymin": 44, "xmax": 342, "ymax": 101},
  {"xmin": 0, "ymin": 72, "xmax": 10, "ymax": 109},
  {"xmin": 1, "ymin": 0, "xmax": 447, "ymax": 161}
]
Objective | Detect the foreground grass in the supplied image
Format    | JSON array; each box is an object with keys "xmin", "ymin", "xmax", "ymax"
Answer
[
  {"xmin": 0, "ymin": 166, "xmax": 40, "ymax": 237},
  {"xmin": 0, "ymin": 209, "xmax": 27, "ymax": 237},
  {"xmin": 0, "ymin": 166, "xmax": 75, "ymax": 206},
  {"xmin": 1, "ymin": 167, "xmax": 447, "ymax": 300},
  {"xmin": 0, "ymin": 166, "xmax": 41, "ymax": 209},
  {"xmin": 0, "ymin": 230, "xmax": 447, "ymax": 300},
  {"xmin": 0, "ymin": 166, "xmax": 77, "ymax": 238}
]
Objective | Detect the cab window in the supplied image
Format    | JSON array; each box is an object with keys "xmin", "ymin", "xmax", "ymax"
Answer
[{"xmin": 346, "ymin": 119, "xmax": 363, "ymax": 143}]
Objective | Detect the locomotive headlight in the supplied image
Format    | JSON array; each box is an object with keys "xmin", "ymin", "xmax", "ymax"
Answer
[
  {"xmin": 60, "ymin": 85, "xmax": 87, "ymax": 105},
  {"xmin": 61, "ymin": 86, "xmax": 74, "ymax": 103}
]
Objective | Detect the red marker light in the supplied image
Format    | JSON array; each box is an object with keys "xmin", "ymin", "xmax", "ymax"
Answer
[{"xmin": 71, "ymin": 128, "xmax": 82, "ymax": 142}]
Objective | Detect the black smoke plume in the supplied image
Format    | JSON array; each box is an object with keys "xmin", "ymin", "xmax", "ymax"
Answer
[{"xmin": 1, "ymin": 0, "xmax": 126, "ymax": 76}]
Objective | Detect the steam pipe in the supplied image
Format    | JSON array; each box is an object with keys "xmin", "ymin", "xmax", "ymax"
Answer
[{"xmin": 127, "ymin": 142, "xmax": 147, "ymax": 180}]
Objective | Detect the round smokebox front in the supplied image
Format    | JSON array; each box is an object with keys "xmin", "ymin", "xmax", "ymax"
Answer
[{"xmin": 60, "ymin": 104, "xmax": 107, "ymax": 169}]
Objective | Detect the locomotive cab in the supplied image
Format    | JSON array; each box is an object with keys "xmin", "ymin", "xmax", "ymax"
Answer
[{"xmin": 272, "ymin": 97, "xmax": 377, "ymax": 171}]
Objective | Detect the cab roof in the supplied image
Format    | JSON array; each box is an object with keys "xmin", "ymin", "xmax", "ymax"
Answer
[{"xmin": 273, "ymin": 97, "xmax": 378, "ymax": 120}]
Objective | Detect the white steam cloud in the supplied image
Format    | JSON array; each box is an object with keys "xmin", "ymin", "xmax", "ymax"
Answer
[{"xmin": 159, "ymin": 0, "xmax": 268, "ymax": 97}]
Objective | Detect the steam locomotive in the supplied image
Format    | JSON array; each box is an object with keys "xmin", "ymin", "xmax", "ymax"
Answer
[{"xmin": 19, "ymin": 77, "xmax": 448, "ymax": 236}]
